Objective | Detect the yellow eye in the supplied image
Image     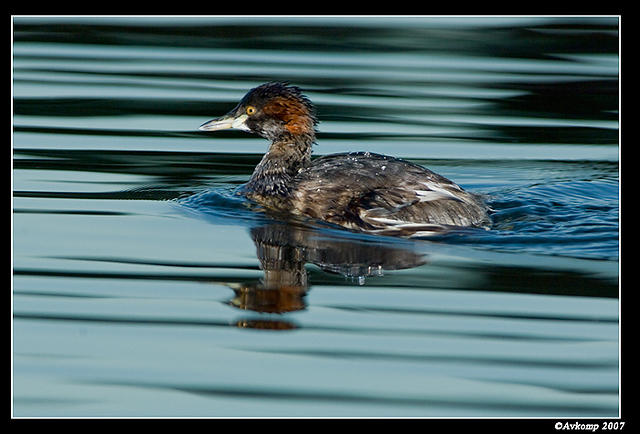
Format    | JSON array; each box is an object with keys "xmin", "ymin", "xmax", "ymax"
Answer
[{"xmin": 246, "ymin": 106, "xmax": 257, "ymax": 115}]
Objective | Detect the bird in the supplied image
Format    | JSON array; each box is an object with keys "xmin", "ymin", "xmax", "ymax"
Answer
[{"xmin": 199, "ymin": 82, "xmax": 490, "ymax": 237}]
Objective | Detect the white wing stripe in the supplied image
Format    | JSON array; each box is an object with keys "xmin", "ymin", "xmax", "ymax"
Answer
[{"xmin": 416, "ymin": 183, "xmax": 464, "ymax": 202}]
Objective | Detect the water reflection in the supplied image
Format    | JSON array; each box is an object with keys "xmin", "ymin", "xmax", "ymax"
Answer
[{"xmin": 229, "ymin": 221, "xmax": 426, "ymax": 329}]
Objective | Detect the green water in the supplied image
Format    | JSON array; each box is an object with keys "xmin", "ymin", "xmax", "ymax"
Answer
[{"xmin": 12, "ymin": 16, "xmax": 619, "ymax": 417}]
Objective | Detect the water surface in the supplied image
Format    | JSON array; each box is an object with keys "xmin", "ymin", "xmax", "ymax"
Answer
[{"xmin": 12, "ymin": 16, "xmax": 619, "ymax": 417}]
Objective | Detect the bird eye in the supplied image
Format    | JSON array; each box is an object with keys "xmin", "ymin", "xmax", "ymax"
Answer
[{"xmin": 246, "ymin": 106, "xmax": 257, "ymax": 115}]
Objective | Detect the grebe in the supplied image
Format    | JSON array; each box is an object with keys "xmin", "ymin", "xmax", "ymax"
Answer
[{"xmin": 199, "ymin": 82, "xmax": 490, "ymax": 236}]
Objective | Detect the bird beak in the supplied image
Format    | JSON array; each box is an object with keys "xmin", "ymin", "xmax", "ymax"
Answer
[{"xmin": 199, "ymin": 113, "xmax": 249, "ymax": 132}]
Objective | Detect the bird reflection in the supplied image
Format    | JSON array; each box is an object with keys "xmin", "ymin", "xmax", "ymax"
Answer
[{"xmin": 230, "ymin": 221, "xmax": 427, "ymax": 330}]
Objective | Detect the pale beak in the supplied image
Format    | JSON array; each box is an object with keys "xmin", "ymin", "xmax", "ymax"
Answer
[{"xmin": 199, "ymin": 113, "xmax": 249, "ymax": 132}]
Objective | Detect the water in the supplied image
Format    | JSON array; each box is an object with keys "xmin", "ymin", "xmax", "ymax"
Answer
[{"xmin": 12, "ymin": 16, "xmax": 619, "ymax": 418}]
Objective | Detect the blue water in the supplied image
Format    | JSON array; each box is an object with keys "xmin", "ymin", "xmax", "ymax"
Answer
[{"xmin": 12, "ymin": 16, "xmax": 619, "ymax": 417}]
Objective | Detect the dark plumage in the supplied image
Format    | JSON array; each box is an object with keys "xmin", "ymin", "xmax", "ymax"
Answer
[{"xmin": 199, "ymin": 82, "xmax": 491, "ymax": 236}]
